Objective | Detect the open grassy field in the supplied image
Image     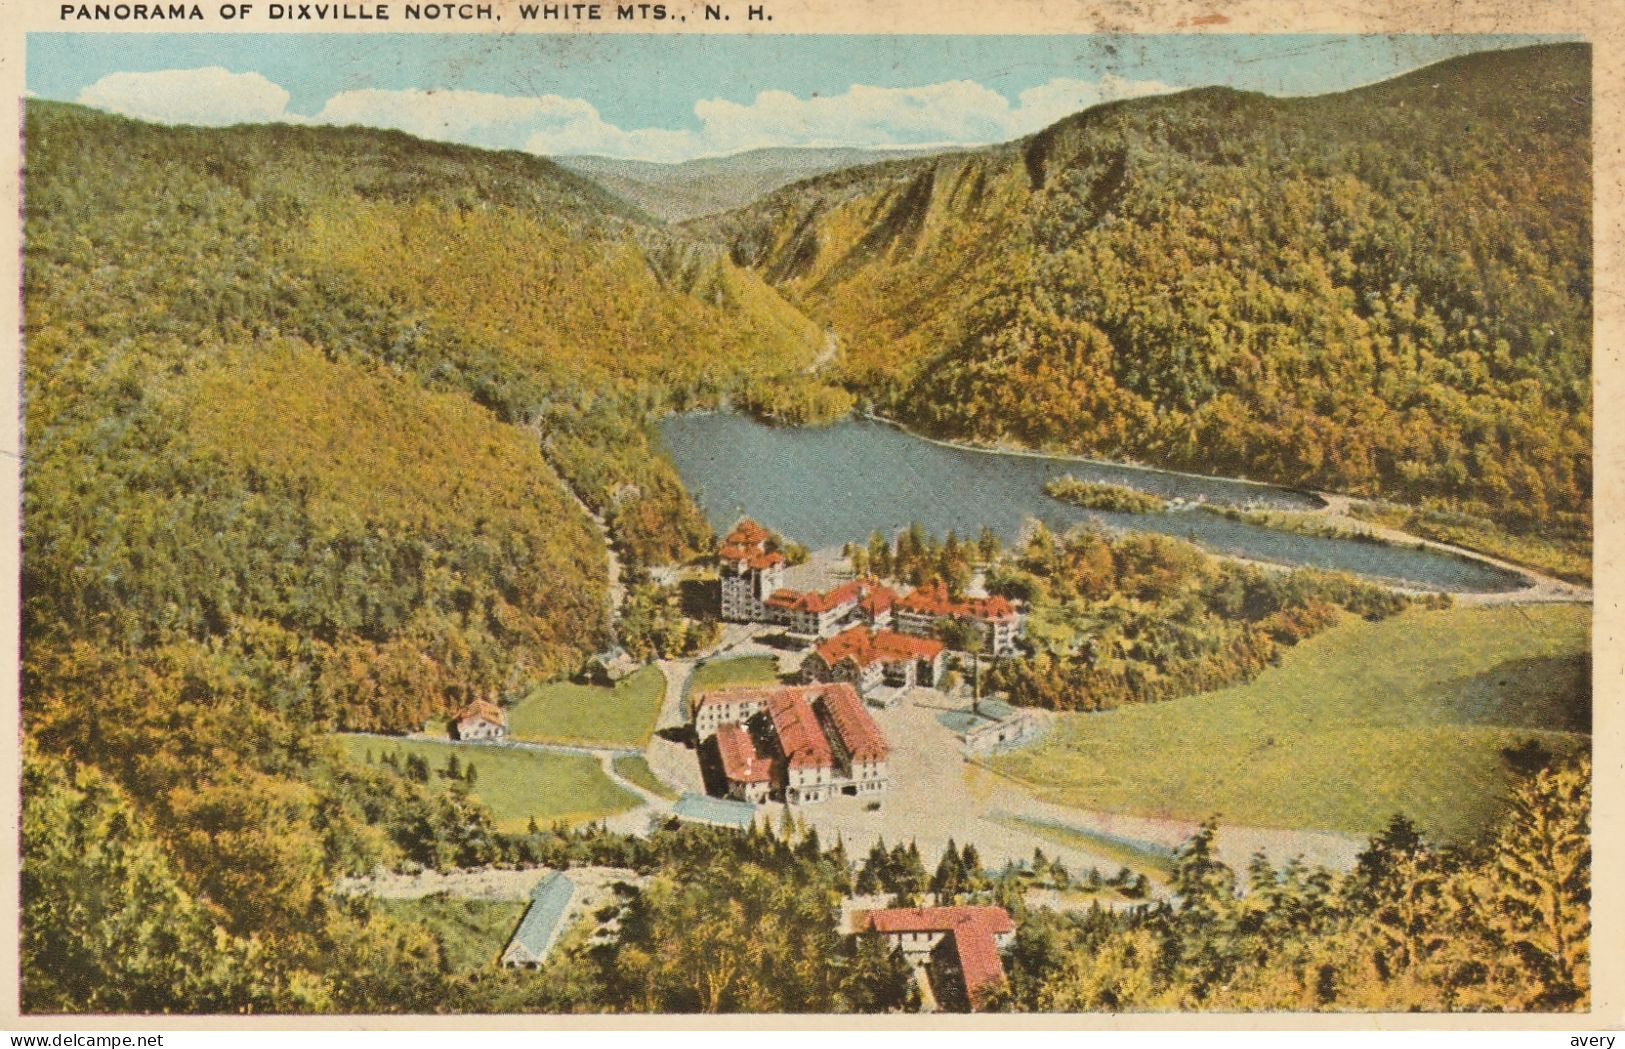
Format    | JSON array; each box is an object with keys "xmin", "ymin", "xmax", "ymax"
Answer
[
  {"xmin": 378, "ymin": 896, "xmax": 527, "ymax": 972},
  {"xmin": 335, "ymin": 735, "xmax": 640, "ymax": 832},
  {"xmin": 612, "ymin": 755, "xmax": 681, "ymax": 800},
  {"xmin": 993, "ymin": 604, "xmax": 1589, "ymax": 842},
  {"xmin": 683, "ymin": 654, "xmax": 781, "ymax": 717},
  {"xmin": 507, "ymin": 666, "xmax": 666, "ymax": 749}
]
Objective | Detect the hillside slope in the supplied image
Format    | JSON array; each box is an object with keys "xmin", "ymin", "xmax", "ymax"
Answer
[
  {"xmin": 704, "ymin": 44, "xmax": 1591, "ymax": 538},
  {"xmin": 23, "ymin": 101, "xmax": 825, "ymax": 707},
  {"xmin": 20, "ymin": 100, "xmax": 824, "ymax": 1008}
]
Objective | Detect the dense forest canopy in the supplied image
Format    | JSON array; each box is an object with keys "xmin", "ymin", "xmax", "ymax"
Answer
[
  {"xmin": 23, "ymin": 99, "xmax": 826, "ymax": 731},
  {"xmin": 704, "ymin": 43, "xmax": 1591, "ymax": 538}
]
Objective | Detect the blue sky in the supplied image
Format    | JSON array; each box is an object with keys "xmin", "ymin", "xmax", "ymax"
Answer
[{"xmin": 27, "ymin": 34, "xmax": 1576, "ymax": 162}]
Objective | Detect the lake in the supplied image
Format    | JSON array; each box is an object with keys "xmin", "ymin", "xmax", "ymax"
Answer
[{"xmin": 657, "ymin": 413, "xmax": 1528, "ymax": 594}]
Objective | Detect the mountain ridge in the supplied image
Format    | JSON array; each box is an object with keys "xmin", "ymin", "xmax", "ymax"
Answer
[{"xmin": 700, "ymin": 42, "xmax": 1591, "ymax": 536}]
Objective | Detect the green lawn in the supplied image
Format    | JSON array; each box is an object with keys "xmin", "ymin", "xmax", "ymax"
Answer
[
  {"xmin": 612, "ymin": 755, "xmax": 680, "ymax": 800},
  {"xmin": 335, "ymin": 735, "xmax": 641, "ymax": 832},
  {"xmin": 684, "ymin": 654, "xmax": 781, "ymax": 717},
  {"xmin": 689, "ymin": 654, "xmax": 780, "ymax": 692},
  {"xmin": 994, "ymin": 604, "xmax": 1590, "ymax": 842},
  {"xmin": 378, "ymin": 896, "xmax": 527, "ymax": 972},
  {"xmin": 507, "ymin": 665, "xmax": 666, "ymax": 749}
]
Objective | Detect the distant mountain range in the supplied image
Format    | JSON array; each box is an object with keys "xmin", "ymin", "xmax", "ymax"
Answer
[{"xmin": 556, "ymin": 145, "xmax": 960, "ymax": 222}]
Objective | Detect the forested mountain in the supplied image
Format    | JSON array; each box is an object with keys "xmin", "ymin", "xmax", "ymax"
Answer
[
  {"xmin": 557, "ymin": 145, "xmax": 957, "ymax": 222},
  {"xmin": 20, "ymin": 100, "xmax": 823, "ymax": 1008},
  {"xmin": 702, "ymin": 43, "xmax": 1591, "ymax": 538},
  {"xmin": 18, "ymin": 41, "xmax": 1594, "ymax": 1013},
  {"xmin": 24, "ymin": 100, "xmax": 824, "ymax": 727}
]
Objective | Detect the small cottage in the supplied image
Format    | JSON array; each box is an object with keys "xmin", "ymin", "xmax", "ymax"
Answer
[
  {"xmin": 454, "ymin": 698, "xmax": 507, "ymax": 742},
  {"xmin": 851, "ymin": 905, "xmax": 1014, "ymax": 1011},
  {"xmin": 584, "ymin": 645, "xmax": 638, "ymax": 684}
]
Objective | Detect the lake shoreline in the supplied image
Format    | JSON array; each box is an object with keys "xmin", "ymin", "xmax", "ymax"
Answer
[
  {"xmin": 658, "ymin": 411, "xmax": 1571, "ymax": 598},
  {"xmin": 858, "ymin": 411, "xmax": 1559, "ymax": 598},
  {"xmin": 858, "ymin": 409, "xmax": 1330, "ymax": 510}
]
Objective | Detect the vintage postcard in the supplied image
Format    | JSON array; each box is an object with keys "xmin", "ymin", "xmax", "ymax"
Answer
[{"xmin": 0, "ymin": 0, "xmax": 1618, "ymax": 1029}]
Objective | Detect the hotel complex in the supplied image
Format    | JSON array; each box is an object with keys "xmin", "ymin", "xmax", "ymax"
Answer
[
  {"xmin": 692, "ymin": 682, "xmax": 890, "ymax": 804},
  {"xmin": 697, "ymin": 519, "xmax": 1032, "ymax": 808},
  {"xmin": 717, "ymin": 519, "xmax": 1023, "ymax": 655}
]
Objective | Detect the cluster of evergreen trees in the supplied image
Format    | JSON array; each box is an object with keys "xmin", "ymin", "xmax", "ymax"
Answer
[
  {"xmin": 848, "ymin": 522, "xmax": 1003, "ymax": 595},
  {"xmin": 616, "ymin": 581, "xmax": 721, "ymax": 661},
  {"xmin": 997, "ymin": 758, "xmax": 1590, "ymax": 1012}
]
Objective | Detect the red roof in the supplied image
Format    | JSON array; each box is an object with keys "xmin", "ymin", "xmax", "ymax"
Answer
[
  {"xmin": 719, "ymin": 545, "xmax": 785, "ymax": 569},
  {"xmin": 814, "ymin": 683, "xmax": 888, "ymax": 762},
  {"xmin": 859, "ymin": 587, "xmax": 896, "ymax": 616},
  {"xmin": 720, "ymin": 518, "xmax": 784, "ymax": 568},
  {"xmin": 765, "ymin": 578, "xmax": 897, "ymax": 617},
  {"xmin": 950, "ymin": 924, "xmax": 1008, "ymax": 1010},
  {"xmin": 853, "ymin": 905, "xmax": 1012, "ymax": 1010},
  {"xmin": 765, "ymin": 688, "xmax": 834, "ymax": 770},
  {"xmin": 897, "ymin": 582, "xmax": 1016, "ymax": 623},
  {"xmin": 725, "ymin": 518, "xmax": 770, "ymax": 546},
  {"xmin": 715, "ymin": 722, "xmax": 773, "ymax": 784},
  {"xmin": 875, "ymin": 631, "xmax": 947, "ymax": 662},
  {"xmin": 812, "ymin": 626, "xmax": 869, "ymax": 667},
  {"xmin": 813, "ymin": 625, "xmax": 944, "ymax": 671},
  {"xmin": 854, "ymin": 905, "xmax": 1014, "ymax": 936},
  {"xmin": 455, "ymin": 698, "xmax": 506, "ymax": 728},
  {"xmin": 766, "ymin": 579, "xmax": 860, "ymax": 615}
]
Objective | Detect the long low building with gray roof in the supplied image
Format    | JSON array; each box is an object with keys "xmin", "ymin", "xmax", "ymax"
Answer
[{"xmin": 501, "ymin": 871, "xmax": 579, "ymax": 968}]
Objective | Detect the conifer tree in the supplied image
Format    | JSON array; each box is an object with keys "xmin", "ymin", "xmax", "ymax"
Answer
[{"xmin": 1484, "ymin": 757, "xmax": 1590, "ymax": 1007}]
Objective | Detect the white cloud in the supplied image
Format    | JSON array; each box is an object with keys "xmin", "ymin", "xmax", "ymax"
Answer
[
  {"xmin": 685, "ymin": 80, "xmax": 1020, "ymax": 155},
  {"xmin": 672, "ymin": 75, "xmax": 1173, "ymax": 157},
  {"xmin": 1015, "ymin": 73, "xmax": 1176, "ymax": 129},
  {"xmin": 74, "ymin": 68, "xmax": 1176, "ymax": 163},
  {"xmin": 77, "ymin": 67, "xmax": 292, "ymax": 127},
  {"xmin": 315, "ymin": 88, "xmax": 604, "ymax": 152}
]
